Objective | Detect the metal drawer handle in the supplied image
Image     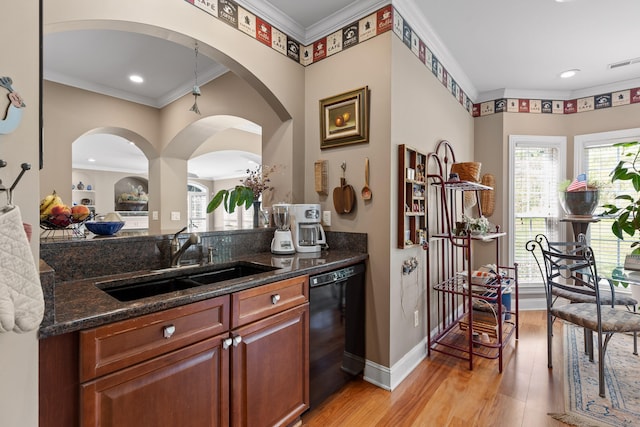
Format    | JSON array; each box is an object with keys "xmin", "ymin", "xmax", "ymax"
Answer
[
  {"xmin": 163, "ymin": 324, "xmax": 176, "ymax": 339},
  {"xmin": 233, "ymin": 336, "xmax": 242, "ymax": 347},
  {"xmin": 271, "ymin": 294, "xmax": 281, "ymax": 305},
  {"xmin": 223, "ymin": 338, "xmax": 233, "ymax": 350}
]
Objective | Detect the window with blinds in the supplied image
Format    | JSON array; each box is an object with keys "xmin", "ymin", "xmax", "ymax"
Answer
[
  {"xmin": 509, "ymin": 136, "xmax": 566, "ymax": 284},
  {"xmin": 577, "ymin": 133, "xmax": 640, "ymax": 275}
]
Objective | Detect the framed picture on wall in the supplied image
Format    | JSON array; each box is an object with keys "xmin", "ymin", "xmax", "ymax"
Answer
[{"xmin": 319, "ymin": 86, "xmax": 369, "ymax": 149}]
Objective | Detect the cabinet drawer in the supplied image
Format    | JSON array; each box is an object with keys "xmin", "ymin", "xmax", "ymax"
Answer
[
  {"xmin": 232, "ymin": 275, "xmax": 308, "ymax": 328},
  {"xmin": 80, "ymin": 296, "xmax": 230, "ymax": 382}
]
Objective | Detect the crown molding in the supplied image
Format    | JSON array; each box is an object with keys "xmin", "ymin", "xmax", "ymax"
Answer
[
  {"xmin": 157, "ymin": 63, "xmax": 229, "ymax": 107},
  {"xmin": 475, "ymin": 76, "xmax": 640, "ymax": 103},
  {"xmin": 236, "ymin": 0, "xmax": 389, "ymax": 45},
  {"xmin": 45, "ymin": 63, "xmax": 228, "ymax": 109},
  {"xmin": 393, "ymin": 0, "xmax": 478, "ymax": 101},
  {"xmin": 305, "ymin": 0, "xmax": 390, "ymax": 44},
  {"xmin": 234, "ymin": 0, "xmax": 306, "ymax": 42}
]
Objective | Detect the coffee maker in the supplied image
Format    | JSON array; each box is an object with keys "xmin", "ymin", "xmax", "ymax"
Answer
[
  {"xmin": 291, "ymin": 204, "xmax": 327, "ymax": 253},
  {"xmin": 271, "ymin": 204, "xmax": 295, "ymax": 254}
]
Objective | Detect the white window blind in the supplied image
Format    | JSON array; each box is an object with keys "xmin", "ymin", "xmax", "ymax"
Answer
[
  {"xmin": 576, "ymin": 129, "xmax": 640, "ymax": 274},
  {"xmin": 509, "ymin": 136, "xmax": 566, "ymax": 284}
]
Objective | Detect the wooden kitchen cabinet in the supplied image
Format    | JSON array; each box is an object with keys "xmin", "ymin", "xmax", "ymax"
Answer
[
  {"xmin": 231, "ymin": 304, "xmax": 309, "ymax": 426},
  {"xmin": 81, "ymin": 334, "xmax": 229, "ymax": 427},
  {"xmin": 79, "ymin": 296, "xmax": 230, "ymax": 427},
  {"xmin": 40, "ymin": 275, "xmax": 310, "ymax": 427},
  {"xmin": 230, "ymin": 275, "xmax": 310, "ymax": 427}
]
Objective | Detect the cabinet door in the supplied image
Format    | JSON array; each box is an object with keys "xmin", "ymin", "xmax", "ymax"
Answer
[
  {"xmin": 81, "ymin": 334, "xmax": 229, "ymax": 427},
  {"xmin": 231, "ymin": 303, "xmax": 309, "ymax": 427}
]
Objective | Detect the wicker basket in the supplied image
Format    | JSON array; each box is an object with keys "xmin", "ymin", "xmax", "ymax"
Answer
[
  {"xmin": 451, "ymin": 162, "xmax": 481, "ymax": 207},
  {"xmin": 480, "ymin": 173, "xmax": 496, "ymax": 217}
]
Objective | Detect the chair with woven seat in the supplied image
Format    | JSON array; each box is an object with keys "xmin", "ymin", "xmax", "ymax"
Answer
[
  {"xmin": 532, "ymin": 234, "xmax": 638, "ymax": 356},
  {"xmin": 526, "ymin": 234, "xmax": 640, "ymax": 397}
]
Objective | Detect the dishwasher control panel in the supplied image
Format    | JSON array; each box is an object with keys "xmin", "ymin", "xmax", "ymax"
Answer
[{"xmin": 310, "ymin": 263, "xmax": 365, "ymax": 287}]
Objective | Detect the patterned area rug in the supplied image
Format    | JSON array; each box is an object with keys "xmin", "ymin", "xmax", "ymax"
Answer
[{"xmin": 550, "ymin": 325, "xmax": 640, "ymax": 426}]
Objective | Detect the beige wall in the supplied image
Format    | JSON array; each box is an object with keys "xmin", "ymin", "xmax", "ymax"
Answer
[
  {"xmin": 390, "ymin": 36, "xmax": 475, "ymax": 366},
  {"xmin": 305, "ymin": 34, "xmax": 393, "ymax": 366},
  {"xmin": 0, "ymin": 3, "xmax": 40, "ymax": 427}
]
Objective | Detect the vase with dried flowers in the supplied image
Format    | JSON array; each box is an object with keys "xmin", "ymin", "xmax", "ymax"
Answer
[{"xmin": 207, "ymin": 164, "xmax": 278, "ymax": 227}]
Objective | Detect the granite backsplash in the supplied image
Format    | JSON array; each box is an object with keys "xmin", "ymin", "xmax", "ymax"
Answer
[{"xmin": 40, "ymin": 228, "xmax": 367, "ymax": 283}]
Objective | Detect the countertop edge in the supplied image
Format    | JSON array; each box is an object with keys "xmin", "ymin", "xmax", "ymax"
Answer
[{"xmin": 38, "ymin": 251, "xmax": 368, "ymax": 339}]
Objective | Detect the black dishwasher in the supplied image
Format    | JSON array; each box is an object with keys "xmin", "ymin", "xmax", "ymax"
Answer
[{"xmin": 308, "ymin": 262, "xmax": 366, "ymax": 409}]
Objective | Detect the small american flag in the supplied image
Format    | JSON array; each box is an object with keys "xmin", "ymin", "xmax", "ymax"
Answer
[{"xmin": 567, "ymin": 173, "xmax": 587, "ymax": 191}]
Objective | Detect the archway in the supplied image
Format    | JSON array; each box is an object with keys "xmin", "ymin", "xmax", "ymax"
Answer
[{"xmin": 44, "ymin": 2, "xmax": 303, "ymax": 233}]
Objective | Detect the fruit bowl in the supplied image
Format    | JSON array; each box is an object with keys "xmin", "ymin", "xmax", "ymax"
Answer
[
  {"xmin": 85, "ymin": 221, "xmax": 125, "ymax": 236},
  {"xmin": 40, "ymin": 212, "xmax": 92, "ymax": 230}
]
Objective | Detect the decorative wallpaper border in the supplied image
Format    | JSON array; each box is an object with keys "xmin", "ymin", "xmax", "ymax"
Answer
[
  {"xmin": 185, "ymin": 0, "xmax": 640, "ymax": 117},
  {"xmin": 471, "ymin": 90, "xmax": 640, "ymax": 117}
]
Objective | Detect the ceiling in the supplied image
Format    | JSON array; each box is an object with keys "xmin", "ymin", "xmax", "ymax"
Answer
[{"xmin": 45, "ymin": 0, "xmax": 640, "ymax": 179}]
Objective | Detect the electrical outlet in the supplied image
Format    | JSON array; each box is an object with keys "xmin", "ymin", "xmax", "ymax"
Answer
[
  {"xmin": 322, "ymin": 210, "xmax": 331, "ymax": 226},
  {"xmin": 171, "ymin": 211, "xmax": 180, "ymax": 221},
  {"xmin": 152, "ymin": 211, "xmax": 159, "ymax": 220},
  {"xmin": 414, "ymin": 310, "xmax": 419, "ymax": 327}
]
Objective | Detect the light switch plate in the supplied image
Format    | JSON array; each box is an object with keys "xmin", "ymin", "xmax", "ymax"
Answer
[
  {"xmin": 171, "ymin": 211, "xmax": 180, "ymax": 221},
  {"xmin": 152, "ymin": 211, "xmax": 159, "ymax": 220}
]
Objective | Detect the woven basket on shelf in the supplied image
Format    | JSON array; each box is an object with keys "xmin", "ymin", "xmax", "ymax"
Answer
[
  {"xmin": 480, "ymin": 173, "xmax": 496, "ymax": 217},
  {"xmin": 451, "ymin": 162, "xmax": 481, "ymax": 207}
]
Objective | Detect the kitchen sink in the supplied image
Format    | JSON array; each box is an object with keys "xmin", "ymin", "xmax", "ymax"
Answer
[
  {"xmin": 186, "ymin": 262, "xmax": 279, "ymax": 285},
  {"xmin": 97, "ymin": 262, "xmax": 279, "ymax": 302},
  {"xmin": 99, "ymin": 277, "xmax": 201, "ymax": 302}
]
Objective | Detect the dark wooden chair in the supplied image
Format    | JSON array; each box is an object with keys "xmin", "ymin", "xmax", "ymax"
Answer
[{"xmin": 526, "ymin": 234, "xmax": 640, "ymax": 397}]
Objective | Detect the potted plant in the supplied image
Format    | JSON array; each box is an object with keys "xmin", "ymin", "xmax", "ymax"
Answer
[
  {"xmin": 207, "ymin": 164, "xmax": 277, "ymax": 227},
  {"xmin": 558, "ymin": 176, "xmax": 601, "ymax": 217},
  {"xmin": 601, "ymin": 141, "xmax": 640, "ymax": 254},
  {"xmin": 462, "ymin": 214, "xmax": 491, "ymax": 235}
]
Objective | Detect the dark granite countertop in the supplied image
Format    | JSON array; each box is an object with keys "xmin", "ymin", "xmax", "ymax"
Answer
[{"xmin": 39, "ymin": 249, "xmax": 368, "ymax": 339}]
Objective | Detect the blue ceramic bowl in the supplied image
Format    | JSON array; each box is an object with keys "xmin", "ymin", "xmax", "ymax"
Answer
[{"xmin": 85, "ymin": 221, "xmax": 125, "ymax": 236}]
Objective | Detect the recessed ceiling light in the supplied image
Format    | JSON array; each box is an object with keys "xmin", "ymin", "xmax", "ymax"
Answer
[
  {"xmin": 88, "ymin": 158, "xmax": 96, "ymax": 162},
  {"xmin": 129, "ymin": 74, "xmax": 144, "ymax": 83},
  {"xmin": 560, "ymin": 69, "xmax": 580, "ymax": 79}
]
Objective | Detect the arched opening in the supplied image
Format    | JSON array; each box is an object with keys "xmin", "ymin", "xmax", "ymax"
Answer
[
  {"xmin": 72, "ymin": 133, "xmax": 149, "ymax": 222},
  {"xmin": 43, "ymin": 5, "xmax": 301, "ymax": 233}
]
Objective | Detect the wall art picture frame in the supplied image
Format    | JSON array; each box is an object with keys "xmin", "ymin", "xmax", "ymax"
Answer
[{"xmin": 319, "ymin": 86, "xmax": 369, "ymax": 149}]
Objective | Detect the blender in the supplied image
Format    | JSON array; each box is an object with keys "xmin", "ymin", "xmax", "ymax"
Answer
[{"xmin": 271, "ymin": 204, "xmax": 295, "ymax": 254}]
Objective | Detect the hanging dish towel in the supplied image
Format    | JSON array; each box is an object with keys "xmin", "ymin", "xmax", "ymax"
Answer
[{"xmin": 0, "ymin": 207, "xmax": 43, "ymax": 333}]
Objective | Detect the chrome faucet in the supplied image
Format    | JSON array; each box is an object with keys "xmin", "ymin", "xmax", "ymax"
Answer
[{"xmin": 170, "ymin": 226, "xmax": 201, "ymax": 267}]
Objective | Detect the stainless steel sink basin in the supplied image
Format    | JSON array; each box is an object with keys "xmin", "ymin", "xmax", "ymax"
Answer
[{"xmin": 97, "ymin": 262, "xmax": 279, "ymax": 302}]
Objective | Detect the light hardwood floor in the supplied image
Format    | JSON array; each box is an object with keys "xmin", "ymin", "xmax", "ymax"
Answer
[{"xmin": 302, "ymin": 310, "xmax": 570, "ymax": 427}]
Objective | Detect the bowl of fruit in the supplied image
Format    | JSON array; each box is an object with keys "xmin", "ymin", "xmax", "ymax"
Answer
[{"xmin": 40, "ymin": 191, "xmax": 92, "ymax": 229}]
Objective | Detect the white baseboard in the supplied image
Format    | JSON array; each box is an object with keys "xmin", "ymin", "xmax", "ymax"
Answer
[
  {"xmin": 363, "ymin": 294, "xmax": 546, "ymax": 390},
  {"xmin": 363, "ymin": 336, "xmax": 429, "ymax": 391}
]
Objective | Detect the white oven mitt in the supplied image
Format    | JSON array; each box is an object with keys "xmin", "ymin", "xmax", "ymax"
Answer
[{"xmin": 0, "ymin": 207, "xmax": 44, "ymax": 333}]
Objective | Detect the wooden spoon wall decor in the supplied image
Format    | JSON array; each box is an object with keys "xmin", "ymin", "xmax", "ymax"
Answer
[{"xmin": 362, "ymin": 157, "xmax": 372, "ymax": 200}]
